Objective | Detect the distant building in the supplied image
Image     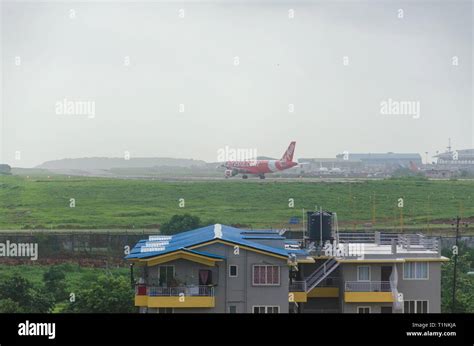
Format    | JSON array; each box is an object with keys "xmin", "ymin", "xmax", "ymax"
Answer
[
  {"xmin": 335, "ymin": 153, "xmax": 422, "ymax": 167},
  {"xmin": 435, "ymin": 149, "xmax": 474, "ymax": 165},
  {"xmin": 295, "ymin": 158, "xmax": 363, "ymax": 175},
  {"xmin": 0, "ymin": 164, "xmax": 11, "ymax": 175}
]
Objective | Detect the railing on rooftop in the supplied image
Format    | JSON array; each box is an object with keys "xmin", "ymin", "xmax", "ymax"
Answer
[
  {"xmin": 135, "ymin": 285, "xmax": 214, "ymax": 297},
  {"xmin": 344, "ymin": 281, "xmax": 391, "ymax": 292},
  {"xmin": 338, "ymin": 232, "xmax": 399, "ymax": 244},
  {"xmin": 399, "ymin": 234, "xmax": 438, "ymax": 251},
  {"xmin": 337, "ymin": 232, "xmax": 439, "ymax": 252}
]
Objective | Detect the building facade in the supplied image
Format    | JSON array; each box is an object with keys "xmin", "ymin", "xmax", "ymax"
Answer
[{"xmin": 125, "ymin": 224, "xmax": 448, "ymax": 313}]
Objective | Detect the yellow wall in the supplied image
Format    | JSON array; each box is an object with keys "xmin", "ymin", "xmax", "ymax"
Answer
[
  {"xmin": 289, "ymin": 292, "xmax": 307, "ymax": 303},
  {"xmin": 344, "ymin": 292, "xmax": 393, "ymax": 303},
  {"xmin": 135, "ymin": 295, "xmax": 215, "ymax": 308},
  {"xmin": 308, "ymin": 287, "xmax": 339, "ymax": 298}
]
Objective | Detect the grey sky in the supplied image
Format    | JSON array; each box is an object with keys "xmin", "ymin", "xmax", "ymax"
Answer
[{"xmin": 1, "ymin": 0, "xmax": 472, "ymax": 167}]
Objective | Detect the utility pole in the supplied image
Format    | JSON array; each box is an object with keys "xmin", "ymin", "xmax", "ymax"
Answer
[
  {"xmin": 452, "ymin": 216, "xmax": 460, "ymax": 312},
  {"xmin": 372, "ymin": 193, "xmax": 376, "ymax": 226}
]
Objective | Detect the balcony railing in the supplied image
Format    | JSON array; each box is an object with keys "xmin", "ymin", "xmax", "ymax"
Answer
[
  {"xmin": 344, "ymin": 281, "xmax": 391, "ymax": 292},
  {"xmin": 146, "ymin": 285, "xmax": 214, "ymax": 297},
  {"xmin": 289, "ymin": 281, "xmax": 307, "ymax": 292},
  {"xmin": 135, "ymin": 284, "xmax": 214, "ymax": 297}
]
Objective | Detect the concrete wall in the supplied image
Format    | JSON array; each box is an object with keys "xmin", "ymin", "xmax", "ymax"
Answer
[
  {"xmin": 343, "ymin": 302, "xmax": 393, "ymax": 313},
  {"xmin": 339, "ymin": 262, "xmax": 441, "ymax": 313},
  {"xmin": 396, "ymin": 262, "xmax": 441, "ymax": 313}
]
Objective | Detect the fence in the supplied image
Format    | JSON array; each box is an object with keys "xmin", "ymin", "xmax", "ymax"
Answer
[{"xmin": 0, "ymin": 231, "xmax": 158, "ymax": 259}]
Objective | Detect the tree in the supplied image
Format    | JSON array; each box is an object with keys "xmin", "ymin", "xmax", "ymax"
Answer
[
  {"xmin": 0, "ymin": 298, "xmax": 22, "ymax": 313},
  {"xmin": 43, "ymin": 265, "xmax": 69, "ymax": 302},
  {"xmin": 0, "ymin": 275, "xmax": 54, "ymax": 313},
  {"xmin": 63, "ymin": 275, "xmax": 134, "ymax": 313},
  {"xmin": 160, "ymin": 214, "xmax": 202, "ymax": 235},
  {"xmin": 441, "ymin": 253, "xmax": 474, "ymax": 313}
]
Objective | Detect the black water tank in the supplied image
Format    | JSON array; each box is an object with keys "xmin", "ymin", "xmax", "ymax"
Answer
[{"xmin": 307, "ymin": 211, "xmax": 332, "ymax": 243}]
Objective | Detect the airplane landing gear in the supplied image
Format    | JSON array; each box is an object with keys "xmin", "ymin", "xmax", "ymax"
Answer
[
  {"xmin": 259, "ymin": 174, "xmax": 265, "ymax": 179},
  {"xmin": 242, "ymin": 175, "xmax": 248, "ymax": 179}
]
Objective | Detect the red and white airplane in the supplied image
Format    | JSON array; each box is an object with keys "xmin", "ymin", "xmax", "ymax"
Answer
[{"xmin": 222, "ymin": 142, "xmax": 298, "ymax": 179}]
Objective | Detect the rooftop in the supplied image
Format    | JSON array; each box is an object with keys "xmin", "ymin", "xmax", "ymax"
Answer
[{"xmin": 125, "ymin": 224, "xmax": 292, "ymax": 260}]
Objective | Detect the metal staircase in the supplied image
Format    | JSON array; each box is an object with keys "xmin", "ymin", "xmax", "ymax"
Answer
[{"xmin": 305, "ymin": 258, "xmax": 340, "ymax": 292}]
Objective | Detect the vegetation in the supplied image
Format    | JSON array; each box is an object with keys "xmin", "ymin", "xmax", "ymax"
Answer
[
  {"xmin": 0, "ymin": 264, "xmax": 132, "ymax": 313},
  {"xmin": 0, "ymin": 275, "xmax": 54, "ymax": 313},
  {"xmin": 441, "ymin": 243, "xmax": 474, "ymax": 313},
  {"xmin": 63, "ymin": 275, "xmax": 134, "ymax": 313},
  {"xmin": 0, "ymin": 175, "xmax": 473, "ymax": 230},
  {"xmin": 160, "ymin": 214, "xmax": 202, "ymax": 235}
]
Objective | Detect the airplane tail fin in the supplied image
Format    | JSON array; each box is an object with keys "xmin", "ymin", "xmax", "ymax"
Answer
[{"xmin": 281, "ymin": 141, "xmax": 296, "ymax": 162}]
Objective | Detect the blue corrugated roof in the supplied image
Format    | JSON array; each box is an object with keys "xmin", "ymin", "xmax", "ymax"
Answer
[
  {"xmin": 181, "ymin": 248, "xmax": 226, "ymax": 259},
  {"xmin": 125, "ymin": 224, "xmax": 291, "ymax": 260},
  {"xmin": 242, "ymin": 236, "xmax": 285, "ymax": 240}
]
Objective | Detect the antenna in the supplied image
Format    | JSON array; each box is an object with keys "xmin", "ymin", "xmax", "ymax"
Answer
[{"xmin": 447, "ymin": 138, "xmax": 452, "ymax": 153}]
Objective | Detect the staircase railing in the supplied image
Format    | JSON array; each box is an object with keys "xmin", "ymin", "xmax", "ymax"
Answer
[{"xmin": 305, "ymin": 258, "xmax": 340, "ymax": 292}]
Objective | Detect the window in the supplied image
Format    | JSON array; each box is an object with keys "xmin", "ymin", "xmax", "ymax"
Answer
[
  {"xmin": 229, "ymin": 265, "xmax": 238, "ymax": 278},
  {"xmin": 357, "ymin": 266, "xmax": 370, "ymax": 281},
  {"xmin": 229, "ymin": 305, "xmax": 237, "ymax": 313},
  {"xmin": 403, "ymin": 262, "xmax": 428, "ymax": 280},
  {"xmin": 158, "ymin": 266, "xmax": 174, "ymax": 286},
  {"xmin": 252, "ymin": 306, "xmax": 280, "ymax": 313},
  {"xmin": 357, "ymin": 306, "xmax": 370, "ymax": 314},
  {"xmin": 158, "ymin": 308, "xmax": 173, "ymax": 314},
  {"xmin": 404, "ymin": 300, "xmax": 428, "ymax": 313},
  {"xmin": 253, "ymin": 265, "xmax": 280, "ymax": 285},
  {"xmin": 199, "ymin": 269, "xmax": 212, "ymax": 285}
]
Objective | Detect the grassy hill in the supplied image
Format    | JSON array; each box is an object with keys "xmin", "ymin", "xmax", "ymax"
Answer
[{"xmin": 0, "ymin": 175, "xmax": 473, "ymax": 231}]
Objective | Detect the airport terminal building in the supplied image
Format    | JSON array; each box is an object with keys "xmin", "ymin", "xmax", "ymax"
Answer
[{"xmin": 125, "ymin": 221, "xmax": 448, "ymax": 314}]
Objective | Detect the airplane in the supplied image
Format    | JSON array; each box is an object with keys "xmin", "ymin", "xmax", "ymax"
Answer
[{"xmin": 222, "ymin": 141, "xmax": 298, "ymax": 179}]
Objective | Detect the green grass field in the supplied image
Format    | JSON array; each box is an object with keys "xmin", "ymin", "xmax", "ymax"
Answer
[{"xmin": 0, "ymin": 175, "xmax": 473, "ymax": 230}]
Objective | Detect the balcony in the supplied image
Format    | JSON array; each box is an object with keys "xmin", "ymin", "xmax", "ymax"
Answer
[
  {"xmin": 289, "ymin": 281, "xmax": 307, "ymax": 302},
  {"xmin": 135, "ymin": 285, "xmax": 215, "ymax": 308},
  {"xmin": 344, "ymin": 281, "xmax": 394, "ymax": 303},
  {"xmin": 308, "ymin": 277, "xmax": 340, "ymax": 298}
]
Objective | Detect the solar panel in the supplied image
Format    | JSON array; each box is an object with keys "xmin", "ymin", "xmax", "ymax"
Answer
[
  {"xmin": 144, "ymin": 241, "xmax": 169, "ymax": 247},
  {"xmin": 149, "ymin": 236, "xmax": 172, "ymax": 241},
  {"xmin": 141, "ymin": 246, "xmax": 166, "ymax": 253}
]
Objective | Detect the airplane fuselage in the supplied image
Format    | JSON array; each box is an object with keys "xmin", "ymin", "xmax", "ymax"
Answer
[
  {"xmin": 224, "ymin": 159, "xmax": 298, "ymax": 175},
  {"xmin": 221, "ymin": 141, "xmax": 297, "ymax": 178}
]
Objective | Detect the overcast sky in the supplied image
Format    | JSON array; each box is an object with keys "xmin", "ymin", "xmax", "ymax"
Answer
[{"xmin": 0, "ymin": 0, "xmax": 472, "ymax": 167}]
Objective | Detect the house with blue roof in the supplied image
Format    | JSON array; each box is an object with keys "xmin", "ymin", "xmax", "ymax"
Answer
[
  {"xmin": 126, "ymin": 224, "xmax": 311, "ymax": 313},
  {"xmin": 126, "ymin": 221, "xmax": 447, "ymax": 314}
]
